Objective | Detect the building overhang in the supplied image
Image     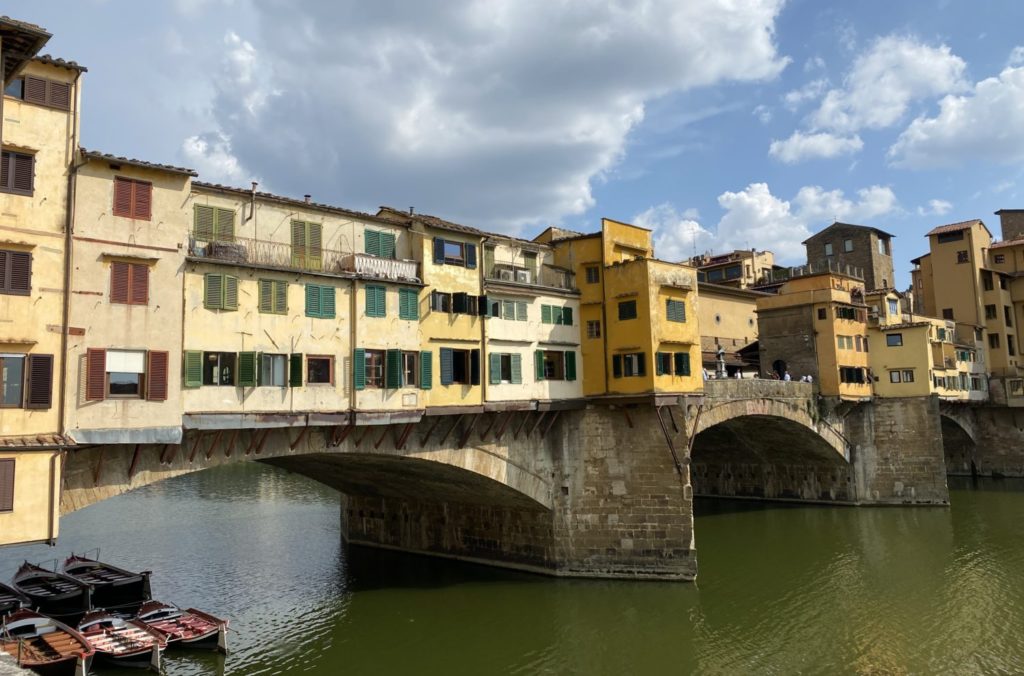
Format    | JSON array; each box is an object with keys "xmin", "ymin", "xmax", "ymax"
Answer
[
  {"xmin": 0, "ymin": 17, "xmax": 51, "ymax": 83},
  {"xmin": 69, "ymin": 426, "xmax": 183, "ymax": 445}
]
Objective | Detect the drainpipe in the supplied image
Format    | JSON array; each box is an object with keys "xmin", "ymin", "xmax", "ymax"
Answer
[
  {"xmin": 247, "ymin": 181, "xmax": 257, "ymax": 222},
  {"xmin": 480, "ymin": 236, "xmax": 489, "ymax": 406}
]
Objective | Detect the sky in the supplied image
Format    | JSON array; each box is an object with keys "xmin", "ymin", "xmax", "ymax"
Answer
[{"xmin": 16, "ymin": 0, "xmax": 1024, "ymax": 287}]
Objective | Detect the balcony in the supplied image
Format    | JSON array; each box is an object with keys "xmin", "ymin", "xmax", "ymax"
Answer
[
  {"xmin": 485, "ymin": 261, "xmax": 575, "ymax": 291},
  {"xmin": 339, "ymin": 253, "xmax": 420, "ymax": 283},
  {"xmin": 189, "ymin": 232, "xmax": 348, "ymax": 274}
]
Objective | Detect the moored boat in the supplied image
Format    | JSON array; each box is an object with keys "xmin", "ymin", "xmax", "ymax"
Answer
[
  {"xmin": 0, "ymin": 608, "xmax": 93, "ymax": 676},
  {"xmin": 0, "ymin": 582, "xmax": 28, "ymax": 618},
  {"xmin": 77, "ymin": 609, "xmax": 166, "ymax": 671},
  {"xmin": 11, "ymin": 562, "xmax": 92, "ymax": 624},
  {"xmin": 134, "ymin": 600, "xmax": 229, "ymax": 653},
  {"xmin": 62, "ymin": 554, "xmax": 152, "ymax": 614}
]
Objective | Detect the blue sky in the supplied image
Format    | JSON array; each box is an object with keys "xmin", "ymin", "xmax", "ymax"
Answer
[{"xmin": 17, "ymin": 1, "xmax": 1024, "ymax": 287}]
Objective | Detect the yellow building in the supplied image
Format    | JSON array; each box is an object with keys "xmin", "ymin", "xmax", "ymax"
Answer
[
  {"xmin": 690, "ymin": 248, "xmax": 777, "ymax": 289},
  {"xmin": 481, "ymin": 235, "xmax": 582, "ymax": 409},
  {"xmin": 697, "ymin": 282, "xmax": 766, "ymax": 377},
  {"xmin": 757, "ymin": 265, "xmax": 871, "ymax": 399},
  {"xmin": 377, "ymin": 208, "xmax": 486, "ymax": 413},
  {"xmin": 0, "ymin": 19, "xmax": 83, "ymax": 545},
  {"xmin": 538, "ymin": 218, "xmax": 701, "ymax": 398},
  {"xmin": 64, "ymin": 151, "xmax": 194, "ymax": 444}
]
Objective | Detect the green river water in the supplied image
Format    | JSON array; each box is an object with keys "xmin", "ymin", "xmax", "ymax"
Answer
[{"xmin": 1, "ymin": 464, "xmax": 1022, "ymax": 675}]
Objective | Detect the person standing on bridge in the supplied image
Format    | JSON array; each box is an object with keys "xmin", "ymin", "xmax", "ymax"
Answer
[{"xmin": 783, "ymin": 371, "xmax": 792, "ymax": 382}]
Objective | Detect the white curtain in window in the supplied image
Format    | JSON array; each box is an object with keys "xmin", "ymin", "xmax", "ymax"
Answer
[{"xmin": 107, "ymin": 350, "xmax": 146, "ymax": 373}]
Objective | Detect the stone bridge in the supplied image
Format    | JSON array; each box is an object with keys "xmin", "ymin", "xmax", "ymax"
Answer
[
  {"xmin": 57, "ymin": 380, "xmax": 951, "ymax": 581},
  {"xmin": 938, "ymin": 401, "xmax": 1024, "ymax": 478}
]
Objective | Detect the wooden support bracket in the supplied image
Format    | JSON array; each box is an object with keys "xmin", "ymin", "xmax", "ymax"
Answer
[
  {"xmin": 188, "ymin": 431, "xmax": 205, "ymax": 464},
  {"xmin": 205, "ymin": 430, "xmax": 223, "ymax": 460},
  {"xmin": 655, "ymin": 406, "xmax": 683, "ymax": 475},
  {"xmin": 420, "ymin": 417, "xmax": 444, "ymax": 447},
  {"xmin": 333, "ymin": 424, "xmax": 355, "ymax": 447},
  {"xmin": 494, "ymin": 411, "xmax": 514, "ymax": 441},
  {"xmin": 354, "ymin": 426, "xmax": 373, "ymax": 448},
  {"xmin": 374, "ymin": 425, "xmax": 391, "ymax": 449},
  {"xmin": 527, "ymin": 411, "xmax": 548, "ymax": 438},
  {"xmin": 127, "ymin": 444, "xmax": 143, "ymax": 481},
  {"xmin": 253, "ymin": 429, "xmax": 271, "ymax": 455},
  {"xmin": 439, "ymin": 414, "xmax": 464, "ymax": 447},
  {"xmin": 623, "ymin": 409, "xmax": 634, "ymax": 429},
  {"xmin": 539, "ymin": 410, "xmax": 560, "ymax": 439},
  {"xmin": 457, "ymin": 414, "xmax": 479, "ymax": 449},
  {"xmin": 289, "ymin": 426, "xmax": 309, "ymax": 451},
  {"xmin": 394, "ymin": 423, "xmax": 414, "ymax": 450},
  {"xmin": 667, "ymin": 406, "xmax": 680, "ymax": 433},
  {"xmin": 223, "ymin": 429, "xmax": 239, "ymax": 458},
  {"xmin": 512, "ymin": 412, "xmax": 530, "ymax": 440},
  {"xmin": 93, "ymin": 447, "xmax": 105, "ymax": 485},
  {"xmin": 686, "ymin": 404, "xmax": 704, "ymax": 456},
  {"xmin": 243, "ymin": 431, "xmax": 259, "ymax": 456},
  {"xmin": 478, "ymin": 414, "xmax": 497, "ymax": 442},
  {"xmin": 158, "ymin": 444, "xmax": 171, "ymax": 465}
]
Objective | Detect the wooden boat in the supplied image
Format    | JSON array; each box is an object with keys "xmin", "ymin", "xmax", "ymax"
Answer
[
  {"xmin": 0, "ymin": 581, "xmax": 29, "ymax": 618},
  {"xmin": 77, "ymin": 609, "xmax": 166, "ymax": 671},
  {"xmin": 11, "ymin": 562, "xmax": 92, "ymax": 623},
  {"xmin": 62, "ymin": 554, "xmax": 151, "ymax": 614},
  {"xmin": 0, "ymin": 608, "xmax": 93, "ymax": 676},
  {"xmin": 135, "ymin": 600, "xmax": 229, "ymax": 653}
]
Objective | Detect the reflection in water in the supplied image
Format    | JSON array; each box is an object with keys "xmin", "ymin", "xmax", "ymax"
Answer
[{"xmin": 1, "ymin": 464, "xmax": 1022, "ymax": 675}]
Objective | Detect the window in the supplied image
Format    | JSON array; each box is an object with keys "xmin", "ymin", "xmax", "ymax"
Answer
[
  {"xmin": 886, "ymin": 334, "xmax": 903, "ymax": 347},
  {"xmin": 888, "ymin": 299, "xmax": 899, "ymax": 315},
  {"xmin": 971, "ymin": 376, "xmax": 982, "ymax": 391},
  {"xmin": 402, "ymin": 352, "xmax": 418, "ymax": 387},
  {"xmin": 106, "ymin": 349, "xmax": 147, "ymax": 398},
  {"xmin": 0, "ymin": 151, "xmax": 34, "ymax": 196},
  {"xmin": 942, "ymin": 308, "xmax": 954, "ymax": 320},
  {"xmin": 937, "ymin": 231, "xmax": 965, "ymax": 243},
  {"xmin": 1006, "ymin": 306, "xmax": 1014, "ymax": 327},
  {"xmin": 666, "ymin": 299, "xmax": 686, "ymax": 323},
  {"xmin": 1, "ymin": 354, "xmax": 25, "ymax": 407},
  {"xmin": 982, "ymin": 271, "xmax": 994, "ymax": 291},
  {"xmin": 398, "ymin": 288, "xmax": 418, "ymax": 320},
  {"xmin": 817, "ymin": 308, "xmax": 827, "ymax": 320},
  {"xmin": 889, "ymin": 370, "xmax": 901, "ymax": 383},
  {"xmin": 360, "ymin": 285, "xmax": 385, "ymax": 317},
  {"xmin": 542, "ymin": 304, "xmax": 573, "ymax": 325},
  {"xmin": 535, "ymin": 350, "xmax": 575, "ymax": 381},
  {"xmin": 989, "ymin": 333, "xmax": 1001, "ymax": 349},
  {"xmin": 618, "ymin": 300, "xmax": 638, "ymax": 320},
  {"xmin": 258, "ymin": 353, "xmax": 287, "ymax": 387},
  {"xmin": 878, "ymin": 238, "xmax": 889, "ymax": 255},
  {"xmin": 956, "ymin": 250, "xmax": 969, "ymax": 264},
  {"xmin": 503, "ymin": 300, "xmax": 516, "ymax": 320},
  {"xmin": 515, "ymin": 301, "xmax": 527, "ymax": 321},
  {"xmin": 995, "ymin": 254, "xmax": 1006, "ymax": 264},
  {"xmin": 0, "ymin": 354, "xmax": 49, "ymax": 409},
  {"xmin": 202, "ymin": 352, "xmax": 236, "ymax": 386},
  {"xmin": 843, "ymin": 239, "xmax": 853, "ymax": 252},
  {"xmin": 1010, "ymin": 335, "xmax": 1017, "ymax": 357},
  {"xmin": 430, "ymin": 290, "xmax": 452, "ymax": 313},
  {"xmin": 204, "ymin": 273, "xmax": 238, "ymax": 311},
  {"xmin": 112, "ymin": 177, "xmax": 151, "ymax": 220},
  {"xmin": 109, "ymin": 261, "xmax": 149, "ymax": 305},
  {"xmin": 307, "ymin": 356, "xmax": 334, "ymax": 384},
  {"xmin": 7, "ymin": 75, "xmax": 70, "ymax": 110},
  {"xmin": 655, "ymin": 352, "xmax": 673, "ymax": 375},
  {"xmin": 839, "ymin": 367, "xmax": 865, "ymax": 384},
  {"xmin": 855, "ymin": 335, "xmax": 863, "ymax": 352},
  {"xmin": 835, "ymin": 306, "xmax": 859, "ymax": 320},
  {"xmin": 432, "ymin": 237, "xmax": 477, "ymax": 269},
  {"xmin": 439, "ymin": 348, "xmax": 480, "ymax": 385},
  {"xmin": 305, "ymin": 284, "xmax": 337, "ymax": 319},
  {"xmin": 363, "ymin": 350, "xmax": 385, "ymax": 388},
  {"xmin": 452, "ymin": 292, "xmax": 478, "ymax": 315},
  {"xmin": 612, "ymin": 352, "xmax": 646, "ymax": 378},
  {"xmin": 1000, "ymin": 275, "xmax": 1009, "ymax": 290},
  {"xmin": 4, "ymin": 78, "xmax": 22, "ymax": 98},
  {"xmin": 674, "ymin": 352, "xmax": 691, "ymax": 376},
  {"xmin": 585, "ymin": 265, "xmax": 600, "ymax": 284},
  {"xmin": 824, "ymin": 242, "xmax": 833, "ymax": 256},
  {"xmin": 902, "ymin": 369, "xmax": 915, "ymax": 383},
  {"xmin": 193, "ymin": 205, "xmax": 235, "ymax": 242},
  {"xmin": 586, "ymin": 320, "xmax": 601, "ymax": 339},
  {"xmin": 0, "ymin": 249, "xmax": 31, "ymax": 296},
  {"xmin": 365, "ymin": 230, "xmax": 397, "ymax": 258},
  {"xmin": 0, "ymin": 458, "xmax": 12, "ymax": 513},
  {"xmin": 258, "ymin": 279, "xmax": 288, "ymax": 314},
  {"xmin": 985, "ymin": 304, "xmax": 997, "ymax": 320},
  {"xmin": 489, "ymin": 353, "xmax": 523, "ymax": 384},
  {"xmin": 290, "ymin": 220, "xmax": 323, "ymax": 270}
]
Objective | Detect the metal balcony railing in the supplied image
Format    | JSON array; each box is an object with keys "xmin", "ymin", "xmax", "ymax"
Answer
[
  {"xmin": 339, "ymin": 253, "xmax": 420, "ymax": 283},
  {"xmin": 189, "ymin": 232, "xmax": 348, "ymax": 274},
  {"xmin": 485, "ymin": 261, "xmax": 575, "ymax": 290}
]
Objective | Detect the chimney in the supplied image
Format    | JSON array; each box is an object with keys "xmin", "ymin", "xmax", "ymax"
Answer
[
  {"xmin": 409, "ymin": 206, "xmax": 415, "ymax": 215},
  {"xmin": 304, "ymin": 194, "xmax": 311, "ymax": 204}
]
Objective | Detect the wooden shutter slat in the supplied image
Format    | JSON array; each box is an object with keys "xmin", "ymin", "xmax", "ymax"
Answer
[
  {"xmin": 353, "ymin": 348, "xmax": 366, "ymax": 390},
  {"xmin": 289, "ymin": 353, "xmax": 303, "ymax": 387},
  {"xmin": 511, "ymin": 354, "xmax": 522, "ymax": 384},
  {"xmin": 194, "ymin": 205, "xmax": 215, "ymax": 241},
  {"xmin": 147, "ymin": 351, "xmax": 169, "ymax": 401},
  {"xmin": 420, "ymin": 351, "xmax": 432, "ymax": 390},
  {"xmin": 86, "ymin": 348, "xmax": 106, "ymax": 401},
  {"xmin": 23, "ymin": 76, "xmax": 46, "ymax": 104},
  {"xmin": 305, "ymin": 284, "xmax": 320, "ymax": 318},
  {"xmin": 291, "ymin": 220, "xmax": 306, "ymax": 267},
  {"xmin": 0, "ymin": 251, "xmax": 7, "ymax": 292},
  {"xmin": 183, "ymin": 350, "xmax": 203, "ymax": 388},
  {"xmin": 440, "ymin": 348, "xmax": 453, "ymax": 385},
  {"xmin": 129, "ymin": 263, "xmax": 148, "ymax": 305},
  {"xmin": 0, "ymin": 459, "xmax": 13, "ymax": 513},
  {"xmin": 381, "ymin": 232, "xmax": 396, "ymax": 259},
  {"xmin": 237, "ymin": 352, "xmax": 257, "ymax": 386},
  {"xmin": 365, "ymin": 230, "xmax": 380, "ymax": 256},
  {"xmin": 565, "ymin": 351, "xmax": 576, "ymax": 381},
  {"xmin": 110, "ymin": 261, "xmax": 130, "ymax": 304},
  {"xmin": 258, "ymin": 279, "xmax": 272, "ymax": 313},
  {"xmin": 8, "ymin": 252, "xmax": 31, "ymax": 295},
  {"xmin": 113, "ymin": 178, "xmax": 132, "ymax": 216},
  {"xmin": 308, "ymin": 223, "xmax": 322, "ymax": 270},
  {"xmin": 215, "ymin": 208, "xmax": 235, "ymax": 241},
  {"xmin": 0, "ymin": 154, "xmax": 9, "ymax": 190},
  {"xmin": 489, "ymin": 353, "xmax": 501, "ymax": 385},
  {"xmin": 25, "ymin": 354, "xmax": 53, "ymax": 409},
  {"xmin": 386, "ymin": 349, "xmax": 402, "ymax": 388},
  {"xmin": 224, "ymin": 275, "xmax": 238, "ymax": 310},
  {"xmin": 204, "ymin": 273, "xmax": 223, "ymax": 309},
  {"xmin": 321, "ymin": 286, "xmax": 335, "ymax": 319},
  {"xmin": 47, "ymin": 80, "xmax": 71, "ymax": 110},
  {"xmin": 11, "ymin": 154, "xmax": 33, "ymax": 193},
  {"xmin": 274, "ymin": 280, "xmax": 287, "ymax": 313},
  {"xmin": 133, "ymin": 181, "xmax": 152, "ymax": 220}
]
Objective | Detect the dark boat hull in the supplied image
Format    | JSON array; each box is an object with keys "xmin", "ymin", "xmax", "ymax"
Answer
[
  {"xmin": 87, "ymin": 578, "xmax": 150, "ymax": 614},
  {"xmin": 93, "ymin": 648, "xmax": 159, "ymax": 669}
]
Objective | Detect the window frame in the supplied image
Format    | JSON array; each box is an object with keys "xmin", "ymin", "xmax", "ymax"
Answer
[
  {"xmin": 0, "ymin": 150, "xmax": 35, "ymax": 197},
  {"xmin": 0, "ymin": 249, "xmax": 32, "ymax": 296},
  {"xmin": 259, "ymin": 353, "xmax": 289, "ymax": 387},
  {"xmin": 112, "ymin": 176, "xmax": 152, "ymax": 220},
  {"xmin": 843, "ymin": 239, "xmax": 853, "ymax": 252},
  {"xmin": 401, "ymin": 351, "xmax": 418, "ymax": 387},
  {"xmin": 306, "ymin": 355, "xmax": 335, "ymax": 385},
  {"xmin": 886, "ymin": 333, "xmax": 903, "ymax": 347},
  {"xmin": 824, "ymin": 242, "xmax": 834, "ymax": 256},
  {"xmin": 201, "ymin": 351, "xmax": 237, "ymax": 386},
  {"xmin": 618, "ymin": 299, "xmax": 638, "ymax": 321},
  {"xmin": 364, "ymin": 350, "xmax": 385, "ymax": 388},
  {"xmin": 584, "ymin": 265, "xmax": 600, "ymax": 284},
  {"xmin": 106, "ymin": 349, "xmax": 147, "ymax": 399},
  {"xmin": 586, "ymin": 320, "xmax": 601, "ymax": 339},
  {"xmin": 0, "ymin": 354, "xmax": 25, "ymax": 408}
]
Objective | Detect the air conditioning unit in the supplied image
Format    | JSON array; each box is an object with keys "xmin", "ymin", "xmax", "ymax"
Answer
[
  {"xmin": 498, "ymin": 269, "xmax": 514, "ymax": 281},
  {"xmin": 515, "ymin": 269, "xmax": 531, "ymax": 284}
]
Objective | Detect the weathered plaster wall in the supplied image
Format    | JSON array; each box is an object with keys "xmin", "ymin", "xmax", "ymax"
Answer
[{"xmin": 0, "ymin": 449, "xmax": 60, "ymax": 546}]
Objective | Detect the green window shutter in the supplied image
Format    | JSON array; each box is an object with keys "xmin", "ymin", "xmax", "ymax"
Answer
[
  {"xmin": 183, "ymin": 350, "xmax": 203, "ymax": 388},
  {"xmin": 503, "ymin": 301, "xmax": 515, "ymax": 320},
  {"xmin": 489, "ymin": 353, "xmax": 502, "ymax": 384},
  {"xmin": 385, "ymin": 349, "xmax": 402, "ymax": 388},
  {"xmin": 305, "ymin": 284, "xmax": 321, "ymax": 318},
  {"xmin": 420, "ymin": 351, "xmax": 432, "ymax": 390},
  {"xmin": 381, "ymin": 232, "xmax": 396, "ymax": 259},
  {"xmin": 238, "ymin": 351, "xmax": 258, "ymax": 386},
  {"xmin": 308, "ymin": 223, "xmax": 323, "ymax": 270},
  {"xmin": 516, "ymin": 301, "xmax": 527, "ymax": 321},
  {"xmin": 562, "ymin": 307, "xmax": 573, "ymax": 325},
  {"xmin": 366, "ymin": 285, "xmax": 386, "ymax": 317},
  {"xmin": 258, "ymin": 279, "xmax": 273, "ymax": 313},
  {"xmin": 365, "ymin": 230, "xmax": 380, "ymax": 256},
  {"xmin": 224, "ymin": 276, "xmax": 238, "ymax": 310},
  {"xmin": 637, "ymin": 352, "xmax": 646, "ymax": 377},
  {"xmin": 678, "ymin": 352, "xmax": 691, "ymax": 376},
  {"xmin": 214, "ymin": 207, "xmax": 235, "ymax": 241},
  {"xmin": 440, "ymin": 348, "xmax": 454, "ymax": 385},
  {"xmin": 321, "ymin": 286, "xmax": 336, "ymax": 319},
  {"xmin": 399, "ymin": 288, "xmax": 418, "ymax": 320},
  {"xmin": 195, "ymin": 205, "xmax": 215, "ymax": 240},
  {"xmin": 353, "ymin": 348, "xmax": 366, "ymax": 390},
  {"xmin": 511, "ymin": 354, "xmax": 522, "ymax": 384},
  {"xmin": 612, "ymin": 354, "xmax": 622, "ymax": 378},
  {"xmin": 535, "ymin": 349, "xmax": 546, "ymax": 381},
  {"xmin": 274, "ymin": 280, "xmax": 288, "ymax": 314},
  {"xmin": 291, "ymin": 220, "xmax": 306, "ymax": 267},
  {"xmin": 554, "ymin": 307, "xmax": 564, "ymax": 325},
  {"xmin": 289, "ymin": 353, "xmax": 303, "ymax": 387},
  {"xmin": 204, "ymin": 274, "xmax": 223, "ymax": 309},
  {"xmin": 667, "ymin": 299, "xmax": 686, "ymax": 323},
  {"xmin": 542, "ymin": 305, "xmax": 552, "ymax": 324},
  {"xmin": 655, "ymin": 352, "xmax": 665, "ymax": 375},
  {"xmin": 565, "ymin": 351, "xmax": 577, "ymax": 381}
]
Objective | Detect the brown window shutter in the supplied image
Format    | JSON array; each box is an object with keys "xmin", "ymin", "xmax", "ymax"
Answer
[
  {"xmin": 11, "ymin": 154, "xmax": 33, "ymax": 194},
  {"xmin": 133, "ymin": 181, "xmax": 152, "ymax": 220},
  {"xmin": 25, "ymin": 354, "xmax": 53, "ymax": 409},
  {"xmin": 23, "ymin": 76, "xmax": 46, "ymax": 105},
  {"xmin": 110, "ymin": 261, "xmax": 130, "ymax": 303},
  {"xmin": 113, "ymin": 178, "xmax": 132, "ymax": 216},
  {"xmin": 8, "ymin": 251, "xmax": 31, "ymax": 295},
  {"xmin": 0, "ymin": 459, "xmax": 13, "ymax": 512},
  {"xmin": 0, "ymin": 154, "xmax": 9, "ymax": 189},
  {"xmin": 129, "ymin": 263, "xmax": 149, "ymax": 305},
  {"xmin": 47, "ymin": 80, "xmax": 71, "ymax": 110},
  {"xmin": 146, "ymin": 350, "xmax": 168, "ymax": 401},
  {"xmin": 86, "ymin": 348, "xmax": 106, "ymax": 401}
]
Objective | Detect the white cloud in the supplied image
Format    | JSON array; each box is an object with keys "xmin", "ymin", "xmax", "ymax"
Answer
[
  {"xmin": 753, "ymin": 104, "xmax": 772, "ymax": 124},
  {"xmin": 1009, "ymin": 46, "xmax": 1024, "ymax": 67},
  {"xmin": 768, "ymin": 131, "xmax": 863, "ymax": 163},
  {"xmin": 810, "ymin": 35, "xmax": 968, "ymax": 134},
  {"xmin": 804, "ymin": 56, "xmax": 826, "ymax": 73},
  {"xmin": 917, "ymin": 199, "xmax": 953, "ymax": 216},
  {"xmin": 181, "ymin": 132, "xmax": 251, "ymax": 185},
  {"xmin": 888, "ymin": 65, "xmax": 1024, "ymax": 168},
  {"xmin": 782, "ymin": 78, "xmax": 828, "ymax": 110},
  {"xmin": 190, "ymin": 0, "xmax": 790, "ymax": 232},
  {"xmin": 640, "ymin": 183, "xmax": 899, "ymax": 264}
]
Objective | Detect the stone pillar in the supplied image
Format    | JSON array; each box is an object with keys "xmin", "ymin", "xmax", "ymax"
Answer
[{"xmin": 847, "ymin": 397, "xmax": 949, "ymax": 504}]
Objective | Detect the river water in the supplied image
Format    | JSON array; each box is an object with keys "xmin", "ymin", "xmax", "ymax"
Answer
[{"xmin": 1, "ymin": 464, "xmax": 1022, "ymax": 675}]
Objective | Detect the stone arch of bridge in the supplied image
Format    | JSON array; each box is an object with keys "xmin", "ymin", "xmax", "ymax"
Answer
[
  {"xmin": 937, "ymin": 406, "xmax": 979, "ymax": 476},
  {"xmin": 59, "ymin": 421, "xmax": 554, "ymax": 515}
]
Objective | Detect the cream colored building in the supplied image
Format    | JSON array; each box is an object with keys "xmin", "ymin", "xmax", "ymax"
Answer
[
  {"xmin": 697, "ymin": 282, "xmax": 765, "ymax": 376},
  {"xmin": 691, "ymin": 248, "xmax": 776, "ymax": 289}
]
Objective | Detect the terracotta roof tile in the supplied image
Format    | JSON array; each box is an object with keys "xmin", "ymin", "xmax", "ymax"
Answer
[
  {"xmin": 925, "ymin": 219, "xmax": 985, "ymax": 236},
  {"xmin": 0, "ymin": 434, "xmax": 74, "ymax": 448},
  {"xmin": 377, "ymin": 206, "xmax": 486, "ymax": 236},
  {"xmin": 990, "ymin": 238, "xmax": 1024, "ymax": 249},
  {"xmin": 33, "ymin": 54, "xmax": 87, "ymax": 72},
  {"xmin": 81, "ymin": 148, "xmax": 197, "ymax": 177},
  {"xmin": 194, "ymin": 181, "xmax": 386, "ymax": 222}
]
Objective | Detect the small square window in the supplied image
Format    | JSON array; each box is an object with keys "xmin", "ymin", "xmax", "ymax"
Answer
[
  {"xmin": 994, "ymin": 254, "xmax": 1006, "ymax": 264},
  {"xmin": 957, "ymin": 250, "xmax": 969, "ymax": 264},
  {"xmin": 889, "ymin": 371, "xmax": 901, "ymax": 383},
  {"xmin": 817, "ymin": 308, "xmax": 827, "ymax": 320},
  {"xmin": 886, "ymin": 334, "xmax": 903, "ymax": 347},
  {"xmin": 307, "ymin": 356, "xmax": 333, "ymax": 384},
  {"xmin": 824, "ymin": 242, "xmax": 833, "ymax": 256},
  {"xmin": 618, "ymin": 300, "xmax": 637, "ymax": 320},
  {"xmin": 586, "ymin": 320, "xmax": 601, "ymax": 339},
  {"xmin": 260, "ymin": 354, "xmax": 288, "ymax": 387},
  {"xmin": 585, "ymin": 265, "xmax": 600, "ymax": 284},
  {"xmin": 843, "ymin": 239, "xmax": 853, "ymax": 252},
  {"xmin": 402, "ymin": 352, "xmax": 418, "ymax": 387},
  {"xmin": 202, "ymin": 352, "xmax": 236, "ymax": 386},
  {"xmin": 902, "ymin": 369, "xmax": 915, "ymax": 383}
]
